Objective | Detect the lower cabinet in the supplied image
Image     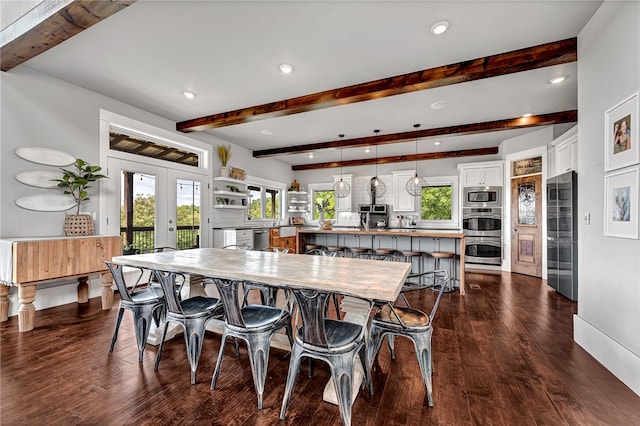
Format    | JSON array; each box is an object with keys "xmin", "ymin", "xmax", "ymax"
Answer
[{"xmin": 269, "ymin": 228, "xmax": 297, "ymax": 252}]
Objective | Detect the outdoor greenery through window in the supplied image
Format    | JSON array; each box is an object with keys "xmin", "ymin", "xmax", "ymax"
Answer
[
  {"xmin": 248, "ymin": 185, "xmax": 280, "ymax": 220},
  {"xmin": 313, "ymin": 190, "xmax": 336, "ymax": 220},
  {"xmin": 421, "ymin": 185, "xmax": 453, "ymax": 220}
]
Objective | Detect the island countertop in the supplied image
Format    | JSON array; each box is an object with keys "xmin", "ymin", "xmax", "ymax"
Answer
[
  {"xmin": 297, "ymin": 227, "xmax": 465, "ymax": 239},
  {"xmin": 297, "ymin": 226, "xmax": 466, "ymax": 295}
]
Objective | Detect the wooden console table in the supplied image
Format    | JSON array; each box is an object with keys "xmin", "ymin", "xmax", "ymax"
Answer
[{"xmin": 0, "ymin": 235, "xmax": 121, "ymax": 331}]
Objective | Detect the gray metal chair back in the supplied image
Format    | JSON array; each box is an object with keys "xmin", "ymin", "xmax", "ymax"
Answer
[
  {"xmin": 280, "ymin": 288, "xmax": 372, "ymax": 426},
  {"xmin": 367, "ymin": 270, "xmax": 449, "ymax": 407},
  {"xmin": 104, "ymin": 261, "xmax": 165, "ymax": 362},
  {"xmin": 152, "ymin": 269, "xmax": 224, "ymax": 384},
  {"xmin": 209, "ymin": 277, "xmax": 293, "ymax": 409}
]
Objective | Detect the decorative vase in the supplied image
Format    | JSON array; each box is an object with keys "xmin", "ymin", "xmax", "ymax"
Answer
[
  {"xmin": 318, "ymin": 210, "xmax": 324, "ymax": 227},
  {"xmin": 220, "ymin": 166, "xmax": 230, "ymax": 178},
  {"xmin": 63, "ymin": 214, "xmax": 94, "ymax": 236}
]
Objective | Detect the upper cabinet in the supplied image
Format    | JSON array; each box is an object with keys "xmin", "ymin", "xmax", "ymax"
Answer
[
  {"xmin": 392, "ymin": 170, "xmax": 416, "ymax": 211},
  {"xmin": 458, "ymin": 161, "xmax": 504, "ymax": 187},
  {"xmin": 550, "ymin": 125, "xmax": 578, "ymax": 177},
  {"xmin": 333, "ymin": 174, "xmax": 353, "ymax": 212}
]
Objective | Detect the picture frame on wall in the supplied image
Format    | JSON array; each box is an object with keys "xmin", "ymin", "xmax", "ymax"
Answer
[
  {"xmin": 604, "ymin": 92, "xmax": 639, "ymax": 172},
  {"xmin": 604, "ymin": 166, "xmax": 639, "ymax": 239}
]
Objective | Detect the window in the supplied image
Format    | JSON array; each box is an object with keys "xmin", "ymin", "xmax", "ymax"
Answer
[
  {"xmin": 312, "ymin": 190, "xmax": 336, "ymax": 220},
  {"xmin": 247, "ymin": 177, "xmax": 284, "ymax": 221},
  {"xmin": 421, "ymin": 185, "xmax": 452, "ymax": 220},
  {"xmin": 418, "ymin": 176, "xmax": 459, "ymax": 228}
]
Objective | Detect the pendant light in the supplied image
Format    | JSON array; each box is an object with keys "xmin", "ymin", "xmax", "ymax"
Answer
[
  {"xmin": 332, "ymin": 134, "xmax": 351, "ymax": 198},
  {"xmin": 369, "ymin": 129, "xmax": 386, "ymax": 199},
  {"xmin": 406, "ymin": 123, "xmax": 426, "ymax": 196}
]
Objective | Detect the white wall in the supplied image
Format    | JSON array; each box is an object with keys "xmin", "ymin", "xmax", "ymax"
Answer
[
  {"xmin": 574, "ymin": 1, "xmax": 640, "ymax": 395},
  {"xmin": 0, "ymin": 66, "xmax": 294, "ymax": 316}
]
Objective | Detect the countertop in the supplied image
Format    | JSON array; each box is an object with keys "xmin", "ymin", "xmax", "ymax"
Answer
[{"xmin": 297, "ymin": 227, "xmax": 465, "ymax": 238}]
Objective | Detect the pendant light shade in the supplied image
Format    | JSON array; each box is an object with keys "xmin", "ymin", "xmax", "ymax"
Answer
[
  {"xmin": 406, "ymin": 124, "xmax": 426, "ymax": 196},
  {"xmin": 368, "ymin": 129, "xmax": 386, "ymax": 199},
  {"xmin": 332, "ymin": 134, "xmax": 351, "ymax": 198}
]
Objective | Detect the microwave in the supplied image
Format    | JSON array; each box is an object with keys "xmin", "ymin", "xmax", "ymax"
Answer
[{"xmin": 463, "ymin": 186, "xmax": 502, "ymax": 208}]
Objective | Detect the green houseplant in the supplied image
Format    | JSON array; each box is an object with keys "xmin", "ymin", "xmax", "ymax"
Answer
[{"xmin": 53, "ymin": 158, "xmax": 108, "ymax": 235}]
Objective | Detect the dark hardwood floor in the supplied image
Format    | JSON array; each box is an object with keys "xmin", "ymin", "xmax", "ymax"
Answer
[{"xmin": 2, "ymin": 271, "xmax": 639, "ymax": 425}]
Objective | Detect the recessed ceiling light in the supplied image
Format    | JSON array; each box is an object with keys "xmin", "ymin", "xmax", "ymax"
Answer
[
  {"xmin": 279, "ymin": 63, "xmax": 294, "ymax": 74},
  {"xmin": 434, "ymin": 141, "xmax": 441, "ymax": 146},
  {"xmin": 260, "ymin": 129, "xmax": 274, "ymax": 136},
  {"xmin": 431, "ymin": 21, "xmax": 449, "ymax": 35},
  {"xmin": 430, "ymin": 100, "xmax": 449, "ymax": 110},
  {"xmin": 308, "ymin": 153, "xmax": 314, "ymax": 159},
  {"xmin": 522, "ymin": 113, "xmax": 533, "ymax": 118},
  {"xmin": 183, "ymin": 91, "xmax": 196, "ymax": 99},
  {"xmin": 549, "ymin": 75, "xmax": 567, "ymax": 84},
  {"xmin": 365, "ymin": 148, "xmax": 371, "ymax": 153}
]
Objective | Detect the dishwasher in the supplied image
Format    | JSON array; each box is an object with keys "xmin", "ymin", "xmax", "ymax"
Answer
[{"xmin": 253, "ymin": 229, "xmax": 270, "ymax": 251}]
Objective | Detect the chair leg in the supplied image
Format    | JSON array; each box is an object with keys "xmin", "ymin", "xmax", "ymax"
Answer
[
  {"xmin": 411, "ymin": 330, "xmax": 434, "ymax": 407},
  {"xmin": 329, "ymin": 357, "xmax": 355, "ymax": 426},
  {"xmin": 387, "ymin": 334, "xmax": 396, "ymax": 360},
  {"xmin": 280, "ymin": 344, "xmax": 303, "ymax": 420},
  {"xmin": 366, "ymin": 324, "xmax": 386, "ymax": 376},
  {"xmin": 109, "ymin": 307, "xmax": 125, "ymax": 352},
  {"xmin": 154, "ymin": 320, "xmax": 170, "ymax": 370},
  {"xmin": 211, "ymin": 330, "xmax": 228, "ymax": 389},
  {"xmin": 358, "ymin": 345, "xmax": 372, "ymax": 396},
  {"xmin": 133, "ymin": 304, "xmax": 158, "ymax": 362},
  {"xmin": 182, "ymin": 318, "xmax": 208, "ymax": 385},
  {"xmin": 245, "ymin": 333, "xmax": 273, "ymax": 409}
]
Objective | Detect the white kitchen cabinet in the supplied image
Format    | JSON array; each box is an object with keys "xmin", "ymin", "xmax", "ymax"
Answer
[
  {"xmin": 552, "ymin": 125, "xmax": 578, "ymax": 176},
  {"xmin": 213, "ymin": 228, "xmax": 253, "ymax": 249},
  {"xmin": 459, "ymin": 161, "xmax": 503, "ymax": 187},
  {"xmin": 287, "ymin": 191, "xmax": 308, "ymax": 214},
  {"xmin": 392, "ymin": 171, "xmax": 416, "ymax": 212},
  {"xmin": 332, "ymin": 174, "xmax": 353, "ymax": 212}
]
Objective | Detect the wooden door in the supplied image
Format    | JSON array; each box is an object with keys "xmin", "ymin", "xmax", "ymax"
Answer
[{"xmin": 511, "ymin": 174, "xmax": 542, "ymax": 277}]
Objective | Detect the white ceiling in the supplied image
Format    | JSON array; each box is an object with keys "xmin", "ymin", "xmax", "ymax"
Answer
[{"xmin": 12, "ymin": 1, "xmax": 602, "ymax": 166}]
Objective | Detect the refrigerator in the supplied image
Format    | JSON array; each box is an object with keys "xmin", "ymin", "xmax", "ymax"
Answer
[{"xmin": 547, "ymin": 171, "xmax": 578, "ymax": 301}]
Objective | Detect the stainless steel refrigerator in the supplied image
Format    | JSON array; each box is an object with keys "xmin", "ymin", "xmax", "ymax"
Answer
[{"xmin": 547, "ymin": 171, "xmax": 578, "ymax": 301}]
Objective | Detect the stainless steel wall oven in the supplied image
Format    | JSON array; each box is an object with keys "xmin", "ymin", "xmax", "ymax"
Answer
[
  {"xmin": 462, "ymin": 186, "xmax": 503, "ymax": 265},
  {"xmin": 465, "ymin": 236, "xmax": 502, "ymax": 265},
  {"xmin": 462, "ymin": 207, "xmax": 502, "ymax": 237}
]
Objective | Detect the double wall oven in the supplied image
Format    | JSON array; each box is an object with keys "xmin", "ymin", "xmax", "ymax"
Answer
[{"xmin": 462, "ymin": 187, "xmax": 503, "ymax": 265}]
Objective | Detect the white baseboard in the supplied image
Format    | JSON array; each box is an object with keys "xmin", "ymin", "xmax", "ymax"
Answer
[{"xmin": 574, "ymin": 314, "xmax": 640, "ymax": 396}]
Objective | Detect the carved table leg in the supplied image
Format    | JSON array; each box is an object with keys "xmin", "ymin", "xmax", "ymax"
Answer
[
  {"xmin": 101, "ymin": 273, "xmax": 114, "ymax": 310},
  {"xmin": 0, "ymin": 285, "xmax": 9, "ymax": 322},
  {"xmin": 77, "ymin": 276, "xmax": 89, "ymax": 303},
  {"xmin": 18, "ymin": 284, "xmax": 36, "ymax": 332}
]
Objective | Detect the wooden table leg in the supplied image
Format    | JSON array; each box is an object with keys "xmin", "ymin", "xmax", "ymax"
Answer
[
  {"xmin": 101, "ymin": 273, "xmax": 114, "ymax": 310},
  {"xmin": 77, "ymin": 276, "xmax": 89, "ymax": 303},
  {"xmin": 459, "ymin": 236, "xmax": 466, "ymax": 296},
  {"xmin": 18, "ymin": 284, "xmax": 36, "ymax": 332},
  {"xmin": 0, "ymin": 285, "xmax": 9, "ymax": 322}
]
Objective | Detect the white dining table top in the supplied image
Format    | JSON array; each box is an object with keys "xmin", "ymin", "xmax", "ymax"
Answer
[{"xmin": 111, "ymin": 248, "xmax": 410, "ymax": 302}]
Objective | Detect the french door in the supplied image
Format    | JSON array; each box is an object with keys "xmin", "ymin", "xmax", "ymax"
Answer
[{"xmin": 106, "ymin": 158, "xmax": 210, "ymax": 250}]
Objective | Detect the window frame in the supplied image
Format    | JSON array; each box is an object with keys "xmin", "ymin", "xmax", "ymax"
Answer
[
  {"xmin": 246, "ymin": 176, "xmax": 285, "ymax": 223},
  {"xmin": 308, "ymin": 183, "xmax": 336, "ymax": 222},
  {"xmin": 418, "ymin": 175, "xmax": 460, "ymax": 229}
]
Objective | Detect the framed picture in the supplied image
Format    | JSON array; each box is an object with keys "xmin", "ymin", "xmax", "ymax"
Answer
[
  {"xmin": 604, "ymin": 92, "xmax": 639, "ymax": 172},
  {"xmin": 604, "ymin": 166, "xmax": 639, "ymax": 239}
]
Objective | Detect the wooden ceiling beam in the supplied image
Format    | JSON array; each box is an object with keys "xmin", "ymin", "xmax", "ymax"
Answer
[
  {"xmin": 292, "ymin": 147, "xmax": 499, "ymax": 171},
  {"xmin": 255, "ymin": 110, "xmax": 577, "ymax": 158},
  {"xmin": 1, "ymin": 0, "xmax": 135, "ymax": 72},
  {"xmin": 177, "ymin": 38, "xmax": 576, "ymax": 132}
]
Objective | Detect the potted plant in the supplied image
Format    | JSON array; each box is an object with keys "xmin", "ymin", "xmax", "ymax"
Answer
[
  {"xmin": 53, "ymin": 158, "xmax": 108, "ymax": 236},
  {"xmin": 218, "ymin": 144, "xmax": 231, "ymax": 177}
]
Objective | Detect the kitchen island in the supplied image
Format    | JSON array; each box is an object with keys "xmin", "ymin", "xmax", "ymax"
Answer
[{"xmin": 297, "ymin": 227, "xmax": 467, "ymax": 295}]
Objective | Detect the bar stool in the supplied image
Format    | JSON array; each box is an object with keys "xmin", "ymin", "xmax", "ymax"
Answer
[
  {"xmin": 372, "ymin": 248, "xmax": 398, "ymax": 261},
  {"xmin": 429, "ymin": 251, "xmax": 455, "ymax": 293},
  {"xmin": 349, "ymin": 247, "xmax": 371, "ymax": 259},
  {"xmin": 326, "ymin": 245, "xmax": 348, "ymax": 257},
  {"xmin": 305, "ymin": 244, "xmax": 325, "ymax": 254}
]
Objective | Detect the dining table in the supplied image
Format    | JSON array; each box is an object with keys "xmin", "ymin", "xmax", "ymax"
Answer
[{"xmin": 111, "ymin": 248, "xmax": 411, "ymax": 405}]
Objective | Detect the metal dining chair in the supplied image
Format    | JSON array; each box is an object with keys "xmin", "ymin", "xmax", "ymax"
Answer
[
  {"xmin": 152, "ymin": 269, "xmax": 225, "ymax": 384},
  {"xmin": 280, "ymin": 288, "xmax": 373, "ymax": 426},
  {"xmin": 210, "ymin": 277, "xmax": 293, "ymax": 409},
  {"xmin": 367, "ymin": 269, "xmax": 449, "ymax": 407},
  {"xmin": 105, "ymin": 261, "xmax": 166, "ymax": 362}
]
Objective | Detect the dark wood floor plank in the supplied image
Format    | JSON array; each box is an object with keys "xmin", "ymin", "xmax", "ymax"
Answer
[{"xmin": 2, "ymin": 273, "xmax": 639, "ymax": 425}]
